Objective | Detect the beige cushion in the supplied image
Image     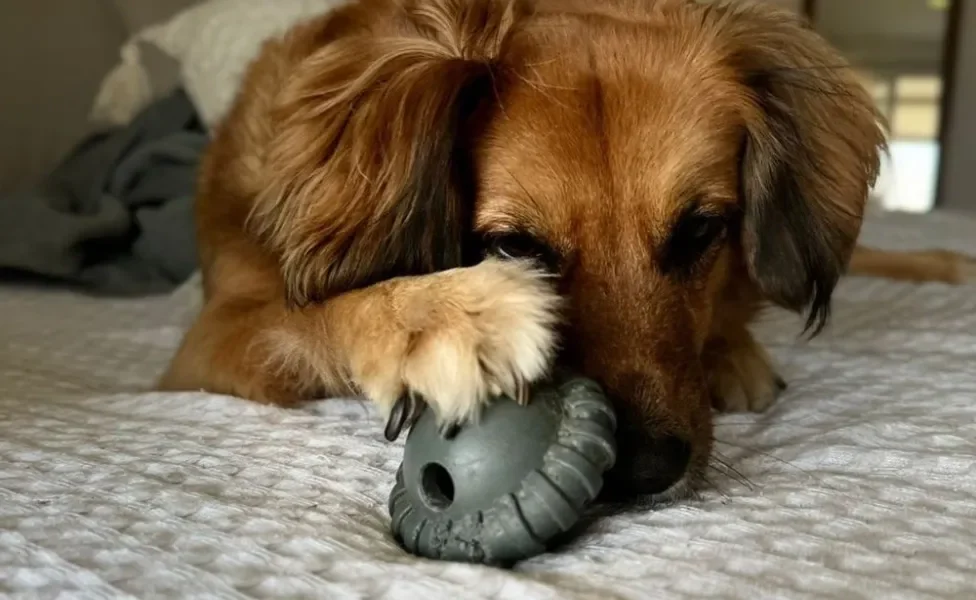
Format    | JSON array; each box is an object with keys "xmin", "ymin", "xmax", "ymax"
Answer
[{"xmin": 91, "ymin": 0, "xmax": 341, "ymax": 130}]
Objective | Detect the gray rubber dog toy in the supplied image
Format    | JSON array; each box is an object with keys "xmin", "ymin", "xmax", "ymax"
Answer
[{"xmin": 388, "ymin": 375, "xmax": 616, "ymax": 566}]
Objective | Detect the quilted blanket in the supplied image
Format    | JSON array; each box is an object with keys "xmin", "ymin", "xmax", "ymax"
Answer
[{"xmin": 1, "ymin": 209, "xmax": 975, "ymax": 599}]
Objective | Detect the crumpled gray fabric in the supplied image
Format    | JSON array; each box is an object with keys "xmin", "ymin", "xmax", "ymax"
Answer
[{"xmin": 0, "ymin": 89, "xmax": 207, "ymax": 295}]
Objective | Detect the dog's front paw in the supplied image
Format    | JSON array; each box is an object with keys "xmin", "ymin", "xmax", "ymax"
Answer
[
  {"xmin": 357, "ymin": 258, "xmax": 562, "ymax": 438},
  {"xmin": 704, "ymin": 329, "xmax": 784, "ymax": 413}
]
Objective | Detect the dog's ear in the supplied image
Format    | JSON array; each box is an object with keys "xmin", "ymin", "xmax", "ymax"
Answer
[
  {"xmin": 251, "ymin": 0, "xmax": 526, "ymax": 306},
  {"xmin": 721, "ymin": 5, "xmax": 885, "ymax": 333}
]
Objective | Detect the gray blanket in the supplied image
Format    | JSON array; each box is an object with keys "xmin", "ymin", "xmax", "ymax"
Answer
[{"xmin": 0, "ymin": 89, "xmax": 206, "ymax": 295}]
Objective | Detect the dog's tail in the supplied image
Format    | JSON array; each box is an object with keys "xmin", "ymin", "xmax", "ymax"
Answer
[{"xmin": 848, "ymin": 246, "xmax": 976, "ymax": 284}]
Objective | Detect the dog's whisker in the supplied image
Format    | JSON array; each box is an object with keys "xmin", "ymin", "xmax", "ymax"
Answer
[
  {"xmin": 708, "ymin": 452, "xmax": 750, "ymax": 477},
  {"xmin": 506, "ymin": 67, "xmax": 577, "ymax": 112},
  {"xmin": 707, "ymin": 462, "xmax": 754, "ymax": 490},
  {"xmin": 708, "ymin": 451, "xmax": 757, "ymax": 490},
  {"xmin": 712, "ymin": 414, "xmax": 811, "ymax": 427},
  {"xmin": 500, "ymin": 163, "xmax": 546, "ymax": 213},
  {"xmin": 512, "ymin": 72, "xmax": 555, "ymax": 97},
  {"xmin": 700, "ymin": 474, "xmax": 731, "ymax": 501},
  {"xmin": 713, "ymin": 438, "xmax": 823, "ymax": 485},
  {"xmin": 522, "ymin": 67, "xmax": 578, "ymax": 91}
]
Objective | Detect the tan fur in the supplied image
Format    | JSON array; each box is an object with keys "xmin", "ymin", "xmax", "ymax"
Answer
[
  {"xmin": 160, "ymin": 0, "xmax": 973, "ymax": 498},
  {"xmin": 850, "ymin": 246, "xmax": 976, "ymax": 284}
]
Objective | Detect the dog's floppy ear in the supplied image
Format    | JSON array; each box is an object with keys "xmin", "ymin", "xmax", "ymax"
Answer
[
  {"xmin": 251, "ymin": 0, "xmax": 526, "ymax": 306},
  {"xmin": 721, "ymin": 5, "xmax": 885, "ymax": 333}
]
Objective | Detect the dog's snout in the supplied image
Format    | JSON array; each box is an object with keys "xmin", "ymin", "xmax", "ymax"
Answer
[
  {"xmin": 607, "ymin": 428, "xmax": 692, "ymax": 497},
  {"xmin": 590, "ymin": 373, "xmax": 702, "ymax": 500}
]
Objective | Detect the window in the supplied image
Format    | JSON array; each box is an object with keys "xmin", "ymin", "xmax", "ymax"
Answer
[
  {"xmin": 890, "ymin": 75, "xmax": 942, "ymax": 140},
  {"xmin": 810, "ymin": 0, "xmax": 953, "ymax": 212}
]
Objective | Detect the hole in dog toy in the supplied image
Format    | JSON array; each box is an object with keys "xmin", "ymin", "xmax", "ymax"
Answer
[
  {"xmin": 420, "ymin": 462, "xmax": 454, "ymax": 510},
  {"xmin": 388, "ymin": 373, "xmax": 618, "ymax": 565}
]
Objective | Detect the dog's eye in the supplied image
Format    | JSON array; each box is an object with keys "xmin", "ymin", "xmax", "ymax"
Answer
[
  {"xmin": 684, "ymin": 215, "xmax": 726, "ymax": 247},
  {"xmin": 490, "ymin": 233, "xmax": 539, "ymax": 259},
  {"xmin": 486, "ymin": 232, "xmax": 558, "ymax": 270},
  {"xmin": 660, "ymin": 212, "xmax": 728, "ymax": 275}
]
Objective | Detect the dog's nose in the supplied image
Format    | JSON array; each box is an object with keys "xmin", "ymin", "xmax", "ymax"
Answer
[
  {"xmin": 605, "ymin": 429, "xmax": 692, "ymax": 498},
  {"xmin": 627, "ymin": 433, "xmax": 691, "ymax": 494},
  {"xmin": 562, "ymin": 367, "xmax": 701, "ymax": 499}
]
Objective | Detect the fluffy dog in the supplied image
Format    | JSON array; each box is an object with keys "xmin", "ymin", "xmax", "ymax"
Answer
[{"xmin": 160, "ymin": 0, "xmax": 974, "ymax": 498}]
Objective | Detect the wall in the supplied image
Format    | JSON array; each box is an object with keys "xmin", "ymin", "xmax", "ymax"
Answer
[
  {"xmin": 938, "ymin": 0, "xmax": 976, "ymax": 212},
  {"xmin": 815, "ymin": 0, "xmax": 949, "ymax": 73},
  {"xmin": 0, "ymin": 0, "xmax": 200, "ymax": 194}
]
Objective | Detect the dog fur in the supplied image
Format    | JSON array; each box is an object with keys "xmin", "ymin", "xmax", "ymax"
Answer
[{"xmin": 159, "ymin": 0, "xmax": 974, "ymax": 498}]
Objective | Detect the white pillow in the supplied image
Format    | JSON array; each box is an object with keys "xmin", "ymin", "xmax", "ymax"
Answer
[{"xmin": 91, "ymin": 0, "xmax": 346, "ymax": 129}]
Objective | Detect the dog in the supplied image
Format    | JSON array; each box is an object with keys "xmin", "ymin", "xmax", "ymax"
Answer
[{"xmin": 159, "ymin": 0, "xmax": 974, "ymax": 499}]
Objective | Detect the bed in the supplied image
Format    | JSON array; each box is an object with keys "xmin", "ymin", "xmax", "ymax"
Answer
[
  {"xmin": 2, "ymin": 208, "xmax": 975, "ymax": 599},
  {"xmin": 2, "ymin": 1, "xmax": 975, "ymax": 596}
]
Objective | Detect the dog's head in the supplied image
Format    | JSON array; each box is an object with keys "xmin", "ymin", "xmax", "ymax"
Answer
[{"xmin": 259, "ymin": 0, "xmax": 883, "ymax": 497}]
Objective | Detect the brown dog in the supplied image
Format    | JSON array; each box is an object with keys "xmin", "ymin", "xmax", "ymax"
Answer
[{"xmin": 159, "ymin": 0, "xmax": 973, "ymax": 498}]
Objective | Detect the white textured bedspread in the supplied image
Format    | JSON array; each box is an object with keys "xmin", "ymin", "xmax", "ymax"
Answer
[{"xmin": 2, "ymin": 210, "xmax": 975, "ymax": 599}]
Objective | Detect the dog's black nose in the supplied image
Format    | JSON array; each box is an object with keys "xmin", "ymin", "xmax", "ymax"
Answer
[
  {"xmin": 628, "ymin": 433, "xmax": 692, "ymax": 494},
  {"xmin": 604, "ymin": 431, "xmax": 692, "ymax": 498}
]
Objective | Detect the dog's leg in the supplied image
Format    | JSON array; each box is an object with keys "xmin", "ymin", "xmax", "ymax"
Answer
[
  {"xmin": 703, "ymin": 322, "xmax": 782, "ymax": 414},
  {"xmin": 700, "ymin": 244, "xmax": 976, "ymax": 415},
  {"xmin": 159, "ymin": 297, "xmax": 324, "ymax": 406},
  {"xmin": 848, "ymin": 246, "xmax": 976, "ymax": 284},
  {"xmin": 697, "ymin": 244, "xmax": 975, "ymax": 415},
  {"xmin": 159, "ymin": 258, "xmax": 560, "ymax": 435}
]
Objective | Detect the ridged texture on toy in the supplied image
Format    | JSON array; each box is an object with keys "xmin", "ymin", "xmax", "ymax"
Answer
[{"xmin": 388, "ymin": 375, "xmax": 616, "ymax": 565}]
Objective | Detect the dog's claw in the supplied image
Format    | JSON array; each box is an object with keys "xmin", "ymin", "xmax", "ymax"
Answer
[
  {"xmin": 384, "ymin": 393, "xmax": 422, "ymax": 441},
  {"xmin": 407, "ymin": 393, "xmax": 425, "ymax": 427},
  {"xmin": 515, "ymin": 377, "xmax": 530, "ymax": 405},
  {"xmin": 384, "ymin": 393, "xmax": 427, "ymax": 441},
  {"xmin": 384, "ymin": 397, "xmax": 408, "ymax": 442},
  {"xmin": 440, "ymin": 422, "xmax": 461, "ymax": 440}
]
